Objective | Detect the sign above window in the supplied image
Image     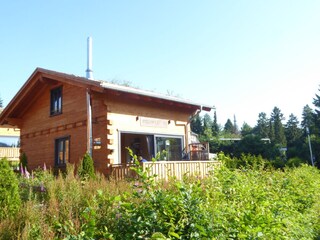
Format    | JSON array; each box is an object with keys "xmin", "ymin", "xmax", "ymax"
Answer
[{"xmin": 140, "ymin": 117, "xmax": 168, "ymax": 128}]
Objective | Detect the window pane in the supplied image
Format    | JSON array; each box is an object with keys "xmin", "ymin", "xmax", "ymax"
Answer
[
  {"xmin": 155, "ymin": 136, "xmax": 182, "ymax": 161},
  {"xmin": 55, "ymin": 137, "xmax": 70, "ymax": 166},
  {"xmin": 50, "ymin": 87, "xmax": 62, "ymax": 115},
  {"xmin": 65, "ymin": 139, "xmax": 69, "ymax": 162}
]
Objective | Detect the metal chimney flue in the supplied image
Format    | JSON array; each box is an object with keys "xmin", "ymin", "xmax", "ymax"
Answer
[
  {"xmin": 86, "ymin": 36, "xmax": 94, "ymax": 80},
  {"xmin": 85, "ymin": 36, "xmax": 93, "ymax": 156}
]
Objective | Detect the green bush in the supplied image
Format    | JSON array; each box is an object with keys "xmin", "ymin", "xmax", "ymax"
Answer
[
  {"xmin": 19, "ymin": 152, "xmax": 28, "ymax": 170},
  {"xmin": 77, "ymin": 152, "xmax": 95, "ymax": 179},
  {"xmin": 286, "ymin": 156, "xmax": 305, "ymax": 167},
  {"xmin": 0, "ymin": 158, "xmax": 21, "ymax": 220},
  {"xmin": 217, "ymin": 152, "xmax": 271, "ymax": 170},
  {"xmin": 1, "ymin": 153, "xmax": 320, "ymax": 239},
  {"xmin": 206, "ymin": 164, "xmax": 320, "ymax": 239}
]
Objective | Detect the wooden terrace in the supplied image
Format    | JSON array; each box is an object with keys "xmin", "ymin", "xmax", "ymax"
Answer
[
  {"xmin": 109, "ymin": 160, "xmax": 221, "ymax": 181},
  {"xmin": 0, "ymin": 147, "xmax": 20, "ymax": 162}
]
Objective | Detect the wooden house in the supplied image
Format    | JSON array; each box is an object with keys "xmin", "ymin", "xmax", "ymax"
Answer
[{"xmin": 0, "ymin": 68, "xmax": 214, "ymax": 174}]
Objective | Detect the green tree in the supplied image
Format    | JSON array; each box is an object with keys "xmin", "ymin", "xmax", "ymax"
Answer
[
  {"xmin": 312, "ymin": 90, "xmax": 320, "ymax": 135},
  {"xmin": 285, "ymin": 114, "xmax": 303, "ymax": 159},
  {"xmin": 212, "ymin": 111, "xmax": 220, "ymax": 137},
  {"xmin": 312, "ymin": 89, "xmax": 320, "ymax": 167},
  {"xmin": 190, "ymin": 114, "xmax": 202, "ymax": 135},
  {"xmin": 77, "ymin": 152, "xmax": 95, "ymax": 179},
  {"xmin": 268, "ymin": 118, "xmax": 275, "ymax": 143},
  {"xmin": 270, "ymin": 107, "xmax": 287, "ymax": 146},
  {"xmin": 313, "ymin": 87, "xmax": 320, "ymax": 116},
  {"xmin": 202, "ymin": 113, "xmax": 213, "ymax": 138},
  {"xmin": 241, "ymin": 122, "xmax": 252, "ymax": 137},
  {"xmin": 0, "ymin": 158, "xmax": 21, "ymax": 220},
  {"xmin": 301, "ymin": 105, "xmax": 315, "ymax": 132},
  {"xmin": 285, "ymin": 114, "xmax": 302, "ymax": 145},
  {"xmin": 0, "ymin": 94, "xmax": 3, "ymax": 108},
  {"xmin": 254, "ymin": 112, "xmax": 269, "ymax": 138},
  {"xmin": 233, "ymin": 115, "xmax": 239, "ymax": 135},
  {"xmin": 224, "ymin": 119, "xmax": 234, "ymax": 135}
]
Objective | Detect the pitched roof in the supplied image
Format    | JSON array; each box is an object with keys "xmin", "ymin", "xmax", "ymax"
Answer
[{"xmin": 0, "ymin": 68, "xmax": 214, "ymax": 125}]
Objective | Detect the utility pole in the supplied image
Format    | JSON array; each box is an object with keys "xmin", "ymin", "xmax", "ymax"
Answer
[{"xmin": 306, "ymin": 127, "xmax": 314, "ymax": 166}]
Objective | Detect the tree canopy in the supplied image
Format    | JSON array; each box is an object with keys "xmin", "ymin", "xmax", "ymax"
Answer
[{"xmin": 190, "ymin": 86, "xmax": 320, "ymax": 167}]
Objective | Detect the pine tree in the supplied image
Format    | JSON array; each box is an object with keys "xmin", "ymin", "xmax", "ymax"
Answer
[
  {"xmin": 268, "ymin": 118, "xmax": 275, "ymax": 143},
  {"xmin": 190, "ymin": 114, "xmax": 203, "ymax": 135},
  {"xmin": 312, "ymin": 91, "xmax": 320, "ymax": 134},
  {"xmin": 0, "ymin": 94, "xmax": 3, "ymax": 108},
  {"xmin": 285, "ymin": 114, "xmax": 302, "ymax": 146},
  {"xmin": 233, "ymin": 115, "xmax": 239, "ymax": 135},
  {"xmin": 202, "ymin": 113, "xmax": 213, "ymax": 140},
  {"xmin": 241, "ymin": 122, "xmax": 252, "ymax": 136},
  {"xmin": 301, "ymin": 104, "xmax": 315, "ymax": 130},
  {"xmin": 212, "ymin": 111, "xmax": 220, "ymax": 137},
  {"xmin": 313, "ymin": 89, "xmax": 320, "ymax": 116},
  {"xmin": 254, "ymin": 112, "xmax": 269, "ymax": 138},
  {"xmin": 77, "ymin": 152, "xmax": 95, "ymax": 179},
  {"xmin": 224, "ymin": 119, "xmax": 234, "ymax": 135},
  {"xmin": 270, "ymin": 107, "xmax": 286, "ymax": 146}
]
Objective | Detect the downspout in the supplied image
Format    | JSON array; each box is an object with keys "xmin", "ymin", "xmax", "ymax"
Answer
[
  {"xmin": 86, "ymin": 90, "xmax": 93, "ymax": 156},
  {"xmin": 86, "ymin": 37, "xmax": 93, "ymax": 156}
]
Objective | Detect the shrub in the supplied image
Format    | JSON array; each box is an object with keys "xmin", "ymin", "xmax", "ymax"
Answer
[
  {"xmin": 286, "ymin": 157, "xmax": 304, "ymax": 167},
  {"xmin": 19, "ymin": 152, "xmax": 28, "ymax": 170},
  {"xmin": 77, "ymin": 152, "xmax": 95, "ymax": 179},
  {"xmin": 0, "ymin": 158, "xmax": 21, "ymax": 220}
]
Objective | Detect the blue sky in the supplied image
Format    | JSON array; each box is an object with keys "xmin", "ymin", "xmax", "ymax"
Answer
[{"xmin": 1, "ymin": 1, "xmax": 320, "ymax": 127}]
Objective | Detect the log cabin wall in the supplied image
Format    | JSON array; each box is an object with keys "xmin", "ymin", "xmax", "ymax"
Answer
[
  {"xmin": 20, "ymin": 82, "xmax": 90, "ymax": 170},
  {"xmin": 90, "ymin": 92, "xmax": 109, "ymax": 174}
]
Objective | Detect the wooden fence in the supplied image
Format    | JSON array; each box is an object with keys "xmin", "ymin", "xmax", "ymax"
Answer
[
  {"xmin": 0, "ymin": 147, "xmax": 20, "ymax": 161},
  {"xmin": 109, "ymin": 160, "xmax": 221, "ymax": 181}
]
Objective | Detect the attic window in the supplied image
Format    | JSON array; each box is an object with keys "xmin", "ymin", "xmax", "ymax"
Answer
[{"xmin": 50, "ymin": 86, "xmax": 62, "ymax": 116}]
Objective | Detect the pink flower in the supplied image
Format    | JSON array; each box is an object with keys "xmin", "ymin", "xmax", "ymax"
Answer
[
  {"xmin": 20, "ymin": 164, "xmax": 25, "ymax": 175},
  {"xmin": 25, "ymin": 167, "xmax": 30, "ymax": 179}
]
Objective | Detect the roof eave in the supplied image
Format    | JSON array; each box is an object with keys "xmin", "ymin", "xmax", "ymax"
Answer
[{"xmin": 100, "ymin": 82, "xmax": 214, "ymax": 111}]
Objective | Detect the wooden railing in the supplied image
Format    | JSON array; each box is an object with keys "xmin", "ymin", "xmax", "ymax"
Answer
[
  {"xmin": 0, "ymin": 147, "xmax": 20, "ymax": 161},
  {"xmin": 109, "ymin": 163, "xmax": 138, "ymax": 179},
  {"xmin": 109, "ymin": 160, "xmax": 221, "ymax": 181}
]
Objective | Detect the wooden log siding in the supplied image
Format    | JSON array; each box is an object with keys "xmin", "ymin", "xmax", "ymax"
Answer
[
  {"xmin": 0, "ymin": 147, "xmax": 20, "ymax": 161},
  {"xmin": 110, "ymin": 161, "xmax": 221, "ymax": 181}
]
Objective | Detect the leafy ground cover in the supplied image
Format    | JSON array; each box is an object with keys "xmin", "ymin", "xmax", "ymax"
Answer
[{"xmin": 0, "ymin": 154, "xmax": 319, "ymax": 239}]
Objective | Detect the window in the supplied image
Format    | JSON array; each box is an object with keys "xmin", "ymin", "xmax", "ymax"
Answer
[
  {"xmin": 120, "ymin": 133, "xmax": 183, "ymax": 164},
  {"xmin": 0, "ymin": 136, "xmax": 20, "ymax": 147},
  {"xmin": 155, "ymin": 136, "xmax": 182, "ymax": 161},
  {"xmin": 55, "ymin": 136, "xmax": 70, "ymax": 166},
  {"xmin": 50, "ymin": 86, "xmax": 62, "ymax": 115}
]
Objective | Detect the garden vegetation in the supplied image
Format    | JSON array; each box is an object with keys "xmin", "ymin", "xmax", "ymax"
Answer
[{"xmin": 0, "ymin": 153, "xmax": 320, "ymax": 239}]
